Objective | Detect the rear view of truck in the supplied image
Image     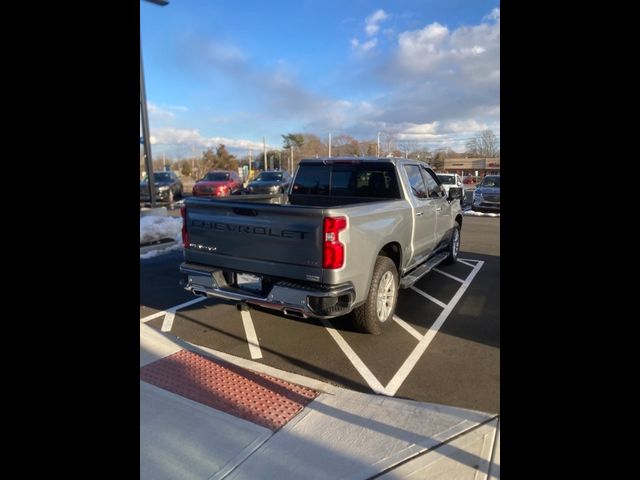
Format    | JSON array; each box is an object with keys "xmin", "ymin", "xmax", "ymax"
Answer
[
  {"xmin": 179, "ymin": 194, "xmax": 359, "ymax": 319},
  {"xmin": 178, "ymin": 159, "xmax": 405, "ymax": 323}
]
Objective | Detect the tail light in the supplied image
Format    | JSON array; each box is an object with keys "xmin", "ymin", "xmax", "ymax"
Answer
[
  {"xmin": 322, "ymin": 216, "xmax": 347, "ymax": 269},
  {"xmin": 180, "ymin": 206, "xmax": 189, "ymax": 248}
]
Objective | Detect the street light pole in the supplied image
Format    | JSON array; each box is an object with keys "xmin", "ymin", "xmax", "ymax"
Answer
[
  {"xmin": 140, "ymin": 32, "xmax": 156, "ymax": 207},
  {"xmin": 140, "ymin": 0, "xmax": 169, "ymax": 207}
]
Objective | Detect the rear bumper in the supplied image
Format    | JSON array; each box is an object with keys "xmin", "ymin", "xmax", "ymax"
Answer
[{"xmin": 180, "ymin": 262, "xmax": 356, "ymax": 319}]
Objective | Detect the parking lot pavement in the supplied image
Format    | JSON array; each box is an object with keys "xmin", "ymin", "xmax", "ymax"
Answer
[{"xmin": 141, "ymin": 216, "xmax": 500, "ymax": 413}]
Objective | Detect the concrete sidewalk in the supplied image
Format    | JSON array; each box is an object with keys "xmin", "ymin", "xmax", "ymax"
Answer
[{"xmin": 140, "ymin": 323, "xmax": 500, "ymax": 479}]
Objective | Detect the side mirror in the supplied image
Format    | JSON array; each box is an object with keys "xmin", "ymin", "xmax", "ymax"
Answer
[{"xmin": 448, "ymin": 187, "xmax": 462, "ymax": 200}]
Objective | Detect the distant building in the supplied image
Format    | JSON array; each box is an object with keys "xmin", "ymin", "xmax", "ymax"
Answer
[{"xmin": 441, "ymin": 157, "xmax": 500, "ymax": 177}]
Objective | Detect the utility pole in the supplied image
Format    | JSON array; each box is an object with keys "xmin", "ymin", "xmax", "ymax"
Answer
[
  {"xmin": 329, "ymin": 132, "xmax": 332, "ymax": 157},
  {"xmin": 191, "ymin": 146, "xmax": 195, "ymax": 178},
  {"xmin": 290, "ymin": 145, "xmax": 293, "ymax": 174},
  {"xmin": 377, "ymin": 132, "xmax": 380, "ymax": 158},
  {"xmin": 263, "ymin": 136, "xmax": 267, "ymax": 171}
]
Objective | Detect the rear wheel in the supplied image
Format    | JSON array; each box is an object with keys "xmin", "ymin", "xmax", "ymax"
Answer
[
  {"xmin": 353, "ymin": 256, "xmax": 398, "ymax": 335},
  {"xmin": 443, "ymin": 222, "xmax": 461, "ymax": 265}
]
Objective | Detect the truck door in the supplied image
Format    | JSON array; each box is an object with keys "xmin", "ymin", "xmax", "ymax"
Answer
[
  {"xmin": 421, "ymin": 166, "xmax": 451, "ymax": 245},
  {"xmin": 403, "ymin": 164, "xmax": 437, "ymax": 266}
]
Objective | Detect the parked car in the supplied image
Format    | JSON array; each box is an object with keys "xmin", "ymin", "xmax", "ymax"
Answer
[
  {"xmin": 462, "ymin": 175, "xmax": 480, "ymax": 185},
  {"xmin": 436, "ymin": 173, "xmax": 465, "ymax": 206},
  {"xmin": 472, "ymin": 175, "xmax": 500, "ymax": 211},
  {"xmin": 179, "ymin": 157, "xmax": 463, "ymax": 335},
  {"xmin": 245, "ymin": 170, "xmax": 292, "ymax": 194},
  {"xmin": 192, "ymin": 170, "xmax": 243, "ymax": 197},
  {"xmin": 140, "ymin": 171, "xmax": 183, "ymax": 203}
]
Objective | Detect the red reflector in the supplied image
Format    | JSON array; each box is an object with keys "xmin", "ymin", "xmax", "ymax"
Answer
[
  {"xmin": 323, "ymin": 216, "xmax": 347, "ymax": 269},
  {"xmin": 180, "ymin": 205, "xmax": 189, "ymax": 248}
]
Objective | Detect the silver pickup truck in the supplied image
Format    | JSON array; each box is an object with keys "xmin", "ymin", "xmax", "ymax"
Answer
[{"xmin": 179, "ymin": 157, "xmax": 463, "ymax": 334}]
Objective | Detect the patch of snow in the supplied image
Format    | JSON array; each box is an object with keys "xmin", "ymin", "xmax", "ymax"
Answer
[{"xmin": 140, "ymin": 215, "xmax": 182, "ymax": 244}]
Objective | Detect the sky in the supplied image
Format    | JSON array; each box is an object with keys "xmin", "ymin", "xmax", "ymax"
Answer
[{"xmin": 141, "ymin": 0, "xmax": 500, "ymax": 158}]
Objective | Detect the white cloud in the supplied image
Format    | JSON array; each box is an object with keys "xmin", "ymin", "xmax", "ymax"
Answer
[
  {"xmin": 365, "ymin": 9, "xmax": 388, "ymax": 36},
  {"xmin": 395, "ymin": 17, "xmax": 498, "ymax": 76},
  {"xmin": 352, "ymin": 9, "xmax": 389, "ymax": 52},
  {"xmin": 147, "ymin": 103, "xmax": 189, "ymax": 120},
  {"xmin": 401, "ymin": 122, "xmax": 440, "ymax": 136},
  {"xmin": 484, "ymin": 8, "xmax": 500, "ymax": 21},
  {"xmin": 360, "ymin": 38, "xmax": 378, "ymax": 52},
  {"xmin": 147, "ymin": 102, "xmax": 174, "ymax": 120},
  {"xmin": 150, "ymin": 127, "xmax": 274, "ymax": 151},
  {"xmin": 335, "ymin": 9, "xmax": 500, "ymax": 148},
  {"xmin": 442, "ymin": 119, "xmax": 487, "ymax": 133},
  {"xmin": 351, "ymin": 37, "xmax": 378, "ymax": 53}
]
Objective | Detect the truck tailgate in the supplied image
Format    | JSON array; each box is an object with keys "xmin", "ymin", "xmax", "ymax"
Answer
[{"xmin": 184, "ymin": 199, "xmax": 324, "ymax": 283}]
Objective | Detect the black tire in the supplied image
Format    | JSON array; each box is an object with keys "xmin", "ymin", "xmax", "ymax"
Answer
[
  {"xmin": 443, "ymin": 222, "xmax": 461, "ymax": 265},
  {"xmin": 353, "ymin": 256, "xmax": 399, "ymax": 335}
]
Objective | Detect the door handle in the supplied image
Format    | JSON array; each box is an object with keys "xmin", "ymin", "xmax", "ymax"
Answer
[
  {"xmin": 416, "ymin": 211, "xmax": 424, "ymax": 216},
  {"xmin": 436, "ymin": 207, "xmax": 442, "ymax": 212}
]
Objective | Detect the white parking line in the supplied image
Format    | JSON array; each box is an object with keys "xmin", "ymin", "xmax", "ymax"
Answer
[
  {"xmin": 161, "ymin": 309, "xmax": 175, "ymax": 332},
  {"xmin": 322, "ymin": 260, "xmax": 484, "ymax": 396},
  {"xmin": 383, "ymin": 260, "xmax": 484, "ymax": 396},
  {"xmin": 456, "ymin": 259, "xmax": 477, "ymax": 268},
  {"xmin": 139, "ymin": 296, "xmax": 207, "ymax": 323},
  {"xmin": 240, "ymin": 310, "xmax": 263, "ymax": 359},
  {"xmin": 410, "ymin": 286, "xmax": 448, "ymax": 309},
  {"xmin": 392, "ymin": 315, "xmax": 423, "ymax": 341},
  {"xmin": 433, "ymin": 268, "xmax": 465, "ymax": 283},
  {"xmin": 320, "ymin": 318, "xmax": 386, "ymax": 394}
]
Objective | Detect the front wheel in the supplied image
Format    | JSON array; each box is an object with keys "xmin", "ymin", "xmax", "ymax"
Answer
[
  {"xmin": 443, "ymin": 222, "xmax": 461, "ymax": 265},
  {"xmin": 353, "ymin": 256, "xmax": 399, "ymax": 335}
]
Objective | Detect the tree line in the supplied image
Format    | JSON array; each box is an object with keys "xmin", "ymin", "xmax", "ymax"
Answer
[{"xmin": 145, "ymin": 129, "xmax": 499, "ymax": 178}]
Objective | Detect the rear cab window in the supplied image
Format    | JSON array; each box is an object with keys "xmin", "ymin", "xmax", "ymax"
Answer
[{"xmin": 292, "ymin": 162, "xmax": 401, "ymax": 198}]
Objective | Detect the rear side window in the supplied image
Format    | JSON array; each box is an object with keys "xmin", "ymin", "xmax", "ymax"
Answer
[
  {"xmin": 292, "ymin": 163, "xmax": 400, "ymax": 198},
  {"xmin": 292, "ymin": 165, "xmax": 330, "ymax": 194}
]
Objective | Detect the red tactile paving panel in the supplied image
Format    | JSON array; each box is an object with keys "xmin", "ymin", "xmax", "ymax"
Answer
[{"xmin": 140, "ymin": 350, "xmax": 318, "ymax": 431}]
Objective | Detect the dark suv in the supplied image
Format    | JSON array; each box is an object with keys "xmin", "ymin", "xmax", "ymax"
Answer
[
  {"xmin": 471, "ymin": 175, "xmax": 500, "ymax": 211},
  {"xmin": 245, "ymin": 170, "xmax": 292, "ymax": 194},
  {"xmin": 140, "ymin": 171, "xmax": 183, "ymax": 203}
]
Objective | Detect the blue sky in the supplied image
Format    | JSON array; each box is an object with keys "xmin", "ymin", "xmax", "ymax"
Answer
[{"xmin": 141, "ymin": 0, "xmax": 500, "ymax": 157}]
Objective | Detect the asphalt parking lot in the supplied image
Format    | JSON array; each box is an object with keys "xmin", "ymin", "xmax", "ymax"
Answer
[{"xmin": 140, "ymin": 216, "xmax": 499, "ymax": 414}]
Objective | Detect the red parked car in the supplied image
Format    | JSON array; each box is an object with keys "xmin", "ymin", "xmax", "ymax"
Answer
[{"xmin": 192, "ymin": 170, "xmax": 244, "ymax": 197}]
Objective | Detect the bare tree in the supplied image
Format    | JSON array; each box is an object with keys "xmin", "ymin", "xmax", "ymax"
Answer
[
  {"xmin": 465, "ymin": 130, "xmax": 499, "ymax": 157},
  {"xmin": 379, "ymin": 128, "xmax": 400, "ymax": 156},
  {"xmin": 331, "ymin": 134, "xmax": 360, "ymax": 156}
]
